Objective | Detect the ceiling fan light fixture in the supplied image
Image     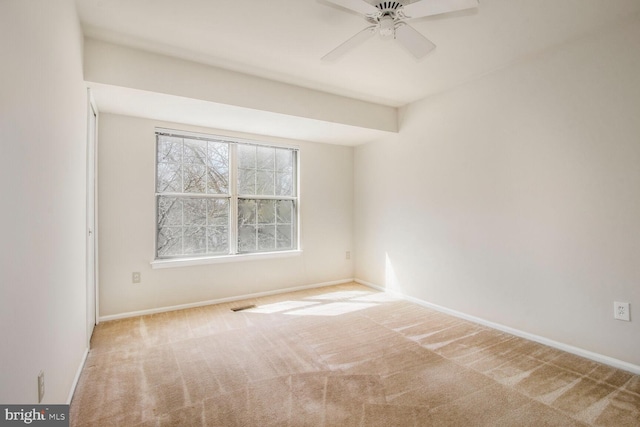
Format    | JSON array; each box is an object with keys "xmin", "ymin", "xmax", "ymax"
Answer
[{"xmin": 379, "ymin": 15, "xmax": 395, "ymax": 38}]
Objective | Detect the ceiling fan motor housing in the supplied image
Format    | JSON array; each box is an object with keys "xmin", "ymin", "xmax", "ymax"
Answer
[
  {"xmin": 366, "ymin": 1, "xmax": 403, "ymax": 22},
  {"xmin": 375, "ymin": 1, "xmax": 403, "ymax": 12},
  {"xmin": 367, "ymin": 1, "xmax": 404, "ymax": 37}
]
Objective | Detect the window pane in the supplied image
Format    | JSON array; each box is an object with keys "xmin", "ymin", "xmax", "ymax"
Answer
[
  {"xmin": 256, "ymin": 170, "xmax": 275, "ymax": 195},
  {"xmin": 157, "ymin": 162, "xmax": 182, "ymax": 193},
  {"xmin": 238, "ymin": 168, "xmax": 256, "ymax": 195},
  {"xmin": 183, "ymin": 226, "xmax": 207, "ymax": 255},
  {"xmin": 257, "ymin": 200, "xmax": 275, "ymax": 224},
  {"xmin": 207, "ymin": 141, "xmax": 229, "ymax": 194},
  {"xmin": 158, "ymin": 197, "xmax": 183, "ymax": 227},
  {"xmin": 183, "ymin": 138, "xmax": 207, "ymax": 164},
  {"xmin": 157, "ymin": 227, "xmax": 182, "ymax": 257},
  {"xmin": 238, "ymin": 144, "xmax": 256, "ymax": 169},
  {"xmin": 183, "ymin": 163, "xmax": 207, "ymax": 193},
  {"xmin": 183, "ymin": 198, "xmax": 207, "ymax": 226},
  {"xmin": 238, "ymin": 199, "xmax": 256, "ymax": 226},
  {"xmin": 258, "ymin": 225, "xmax": 276, "ymax": 250},
  {"xmin": 257, "ymin": 146, "xmax": 275, "ymax": 170},
  {"xmin": 276, "ymin": 200, "xmax": 293, "ymax": 224},
  {"xmin": 275, "ymin": 149, "xmax": 292, "ymax": 173},
  {"xmin": 238, "ymin": 145, "xmax": 258, "ymax": 195},
  {"xmin": 275, "ymin": 172, "xmax": 292, "ymax": 196},
  {"xmin": 207, "ymin": 167, "xmax": 228, "ymax": 194},
  {"xmin": 157, "ymin": 136, "xmax": 182, "ymax": 164},
  {"xmin": 207, "ymin": 226, "xmax": 229, "ymax": 253},
  {"xmin": 238, "ymin": 225, "xmax": 257, "ymax": 252},
  {"xmin": 207, "ymin": 199, "xmax": 229, "ymax": 226},
  {"xmin": 277, "ymin": 225, "xmax": 293, "ymax": 249}
]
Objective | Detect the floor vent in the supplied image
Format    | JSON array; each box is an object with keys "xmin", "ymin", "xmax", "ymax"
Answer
[{"xmin": 231, "ymin": 304, "xmax": 256, "ymax": 312}]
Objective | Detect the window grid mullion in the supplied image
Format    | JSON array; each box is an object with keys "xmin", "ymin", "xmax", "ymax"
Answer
[
  {"xmin": 254, "ymin": 201, "xmax": 258, "ymax": 252},
  {"xmin": 205, "ymin": 141, "xmax": 209, "ymax": 198},
  {"xmin": 253, "ymin": 147, "xmax": 258, "ymax": 252},
  {"xmin": 202, "ymin": 140, "xmax": 208, "ymax": 258},
  {"xmin": 155, "ymin": 192, "xmax": 230, "ymax": 199},
  {"xmin": 273, "ymin": 201, "xmax": 278, "ymax": 251},
  {"xmin": 205, "ymin": 197, "xmax": 210, "ymax": 256},
  {"xmin": 181, "ymin": 138, "xmax": 186, "ymax": 256},
  {"xmin": 236, "ymin": 195, "xmax": 296, "ymax": 201},
  {"xmin": 229, "ymin": 143, "xmax": 238, "ymax": 255}
]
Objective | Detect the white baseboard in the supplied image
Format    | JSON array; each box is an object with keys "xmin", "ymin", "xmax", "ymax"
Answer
[
  {"xmin": 67, "ymin": 347, "xmax": 89, "ymax": 404},
  {"xmin": 99, "ymin": 278, "xmax": 355, "ymax": 322},
  {"xmin": 355, "ymin": 279, "xmax": 640, "ymax": 375}
]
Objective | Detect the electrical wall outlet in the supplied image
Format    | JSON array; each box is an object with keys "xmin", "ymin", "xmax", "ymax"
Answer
[
  {"xmin": 37, "ymin": 371, "xmax": 45, "ymax": 403},
  {"xmin": 614, "ymin": 302, "xmax": 630, "ymax": 321},
  {"xmin": 132, "ymin": 272, "xmax": 141, "ymax": 284},
  {"xmin": 346, "ymin": 251, "xmax": 351, "ymax": 260}
]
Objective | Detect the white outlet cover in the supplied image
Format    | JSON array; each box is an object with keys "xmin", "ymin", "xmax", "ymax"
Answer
[{"xmin": 614, "ymin": 302, "xmax": 630, "ymax": 321}]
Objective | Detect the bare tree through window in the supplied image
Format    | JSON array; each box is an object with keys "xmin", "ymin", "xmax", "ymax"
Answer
[{"xmin": 155, "ymin": 131, "xmax": 297, "ymax": 259}]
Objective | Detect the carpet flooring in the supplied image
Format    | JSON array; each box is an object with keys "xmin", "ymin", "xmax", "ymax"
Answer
[{"xmin": 70, "ymin": 282, "xmax": 640, "ymax": 426}]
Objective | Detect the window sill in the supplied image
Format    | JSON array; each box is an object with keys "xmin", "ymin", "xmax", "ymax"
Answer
[{"xmin": 150, "ymin": 250, "xmax": 302, "ymax": 269}]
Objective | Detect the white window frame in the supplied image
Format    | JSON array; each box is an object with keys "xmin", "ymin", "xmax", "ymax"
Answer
[{"xmin": 151, "ymin": 128, "xmax": 301, "ymax": 268}]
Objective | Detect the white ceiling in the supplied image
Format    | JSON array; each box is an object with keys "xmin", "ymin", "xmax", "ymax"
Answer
[{"xmin": 77, "ymin": 0, "xmax": 640, "ymax": 143}]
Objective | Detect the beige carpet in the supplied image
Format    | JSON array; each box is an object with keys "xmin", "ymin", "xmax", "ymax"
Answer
[{"xmin": 70, "ymin": 282, "xmax": 640, "ymax": 426}]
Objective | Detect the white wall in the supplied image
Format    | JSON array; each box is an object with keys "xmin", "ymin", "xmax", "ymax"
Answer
[
  {"xmin": 0, "ymin": 0, "xmax": 88, "ymax": 403},
  {"xmin": 354, "ymin": 17, "xmax": 640, "ymax": 366},
  {"xmin": 98, "ymin": 114, "xmax": 354, "ymax": 317}
]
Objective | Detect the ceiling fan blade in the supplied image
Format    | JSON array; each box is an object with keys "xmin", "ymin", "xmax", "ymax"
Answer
[
  {"xmin": 395, "ymin": 23, "xmax": 436, "ymax": 59},
  {"xmin": 322, "ymin": 26, "xmax": 377, "ymax": 61},
  {"xmin": 323, "ymin": 0, "xmax": 379, "ymax": 16},
  {"xmin": 402, "ymin": 0, "xmax": 478, "ymax": 18}
]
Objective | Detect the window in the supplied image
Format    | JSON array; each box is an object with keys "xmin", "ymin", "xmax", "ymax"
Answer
[{"xmin": 155, "ymin": 129, "xmax": 298, "ymax": 260}]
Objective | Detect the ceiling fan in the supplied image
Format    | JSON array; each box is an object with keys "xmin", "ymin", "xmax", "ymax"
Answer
[{"xmin": 321, "ymin": 0, "xmax": 478, "ymax": 61}]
